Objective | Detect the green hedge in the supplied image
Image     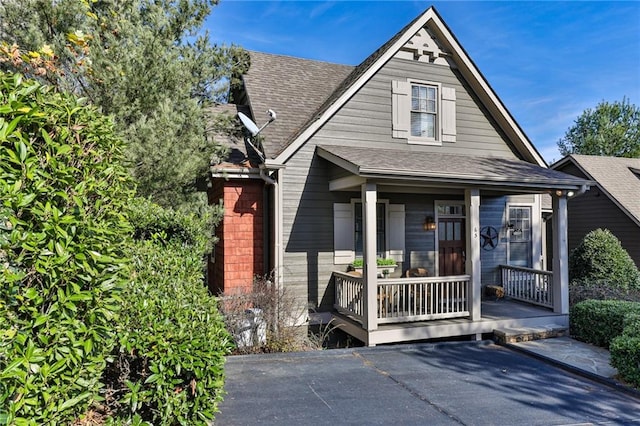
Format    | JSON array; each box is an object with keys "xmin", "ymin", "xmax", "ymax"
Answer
[
  {"xmin": 611, "ymin": 314, "xmax": 640, "ymax": 387},
  {"xmin": 104, "ymin": 200, "xmax": 231, "ymax": 424},
  {"xmin": 0, "ymin": 72, "xmax": 133, "ymax": 424},
  {"xmin": 570, "ymin": 299, "xmax": 640, "ymax": 347}
]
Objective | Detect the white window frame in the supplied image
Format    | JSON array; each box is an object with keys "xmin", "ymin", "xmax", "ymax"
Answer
[
  {"xmin": 352, "ymin": 198, "xmax": 390, "ymax": 259},
  {"xmin": 408, "ymin": 80, "xmax": 442, "ymax": 146},
  {"xmin": 506, "ymin": 204, "xmax": 533, "ymax": 268},
  {"xmin": 333, "ymin": 200, "xmax": 405, "ymax": 265}
]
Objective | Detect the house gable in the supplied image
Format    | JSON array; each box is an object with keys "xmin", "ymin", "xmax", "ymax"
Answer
[
  {"xmin": 552, "ymin": 155, "xmax": 640, "ymax": 227},
  {"xmin": 269, "ymin": 6, "xmax": 546, "ymax": 167}
]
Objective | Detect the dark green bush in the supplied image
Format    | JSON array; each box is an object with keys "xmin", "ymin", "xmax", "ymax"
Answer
[
  {"xmin": 569, "ymin": 299, "xmax": 640, "ymax": 347},
  {"xmin": 127, "ymin": 197, "xmax": 214, "ymax": 248},
  {"xmin": 0, "ymin": 72, "xmax": 134, "ymax": 423},
  {"xmin": 104, "ymin": 200, "xmax": 231, "ymax": 424},
  {"xmin": 611, "ymin": 314, "xmax": 640, "ymax": 387},
  {"xmin": 569, "ymin": 229, "xmax": 640, "ymax": 290},
  {"xmin": 569, "ymin": 278, "xmax": 640, "ymax": 306}
]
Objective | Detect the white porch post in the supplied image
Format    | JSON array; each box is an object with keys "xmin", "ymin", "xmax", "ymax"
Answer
[
  {"xmin": 552, "ymin": 194, "xmax": 569, "ymax": 314},
  {"xmin": 465, "ymin": 189, "xmax": 481, "ymax": 322},
  {"xmin": 362, "ymin": 182, "xmax": 378, "ymax": 332}
]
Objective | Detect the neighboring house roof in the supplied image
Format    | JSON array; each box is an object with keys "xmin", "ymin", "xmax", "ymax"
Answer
[
  {"xmin": 256, "ymin": 6, "xmax": 546, "ymax": 167},
  {"xmin": 552, "ymin": 154, "xmax": 640, "ymax": 226},
  {"xmin": 241, "ymin": 51, "xmax": 354, "ymax": 157},
  {"xmin": 318, "ymin": 146, "xmax": 589, "ymax": 192}
]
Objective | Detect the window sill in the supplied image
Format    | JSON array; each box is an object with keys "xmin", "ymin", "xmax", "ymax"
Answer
[{"xmin": 407, "ymin": 138, "xmax": 442, "ymax": 146}]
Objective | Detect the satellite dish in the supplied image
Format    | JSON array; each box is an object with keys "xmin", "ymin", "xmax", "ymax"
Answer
[
  {"xmin": 238, "ymin": 110, "xmax": 277, "ymax": 137},
  {"xmin": 238, "ymin": 112, "xmax": 260, "ymax": 136},
  {"xmin": 237, "ymin": 110, "xmax": 276, "ymax": 163}
]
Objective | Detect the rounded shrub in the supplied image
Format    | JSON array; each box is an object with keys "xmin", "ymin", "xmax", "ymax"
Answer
[
  {"xmin": 0, "ymin": 72, "xmax": 134, "ymax": 423},
  {"xmin": 569, "ymin": 228, "xmax": 640, "ymax": 290}
]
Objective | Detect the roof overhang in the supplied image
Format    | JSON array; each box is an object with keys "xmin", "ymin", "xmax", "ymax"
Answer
[{"xmin": 317, "ymin": 146, "xmax": 592, "ymax": 194}]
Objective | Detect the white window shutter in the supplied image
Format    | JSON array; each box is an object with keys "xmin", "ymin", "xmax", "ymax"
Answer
[
  {"xmin": 441, "ymin": 87, "xmax": 456, "ymax": 142},
  {"xmin": 392, "ymin": 80, "xmax": 410, "ymax": 138},
  {"xmin": 334, "ymin": 203, "xmax": 355, "ymax": 264},
  {"xmin": 388, "ymin": 204, "xmax": 405, "ymax": 263}
]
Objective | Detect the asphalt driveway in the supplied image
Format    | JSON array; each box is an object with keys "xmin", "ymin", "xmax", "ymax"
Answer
[{"xmin": 216, "ymin": 341, "xmax": 640, "ymax": 425}]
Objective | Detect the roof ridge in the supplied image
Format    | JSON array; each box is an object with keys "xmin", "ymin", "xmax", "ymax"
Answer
[{"xmin": 247, "ymin": 50, "xmax": 354, "ymax": 67}]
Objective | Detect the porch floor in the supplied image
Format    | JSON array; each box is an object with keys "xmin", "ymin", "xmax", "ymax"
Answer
[{"xmin": 332, "ymin": 299, "xmax": 568, "ymax": 347}]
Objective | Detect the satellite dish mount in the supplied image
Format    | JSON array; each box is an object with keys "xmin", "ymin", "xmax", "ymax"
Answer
[
  {"xmin": 237, "ymin": 110, "xmax": 276, "ymax": 163},
  {"xmin": 238, "ymin": 109, "xmax": 276, "ymax": 137}
]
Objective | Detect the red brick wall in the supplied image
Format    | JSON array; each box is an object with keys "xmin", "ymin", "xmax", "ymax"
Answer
[{"xmin": 209, "ymin": 179, "xmax": 264, "ymax": 295}]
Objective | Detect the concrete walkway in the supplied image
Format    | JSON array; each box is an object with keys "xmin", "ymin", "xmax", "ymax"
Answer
[{"xmin": 216, "ymin": 340, "xmax": 640, "ymax": 425}]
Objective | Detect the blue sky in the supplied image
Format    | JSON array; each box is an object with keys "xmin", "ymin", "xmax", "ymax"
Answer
[{"xmin": 206, "ymin": 1, "xmax": 640, "ymax": 164}]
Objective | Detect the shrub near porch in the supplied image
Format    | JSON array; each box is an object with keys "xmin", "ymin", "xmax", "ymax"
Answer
[{"xmin": 570, "ymin": 300, "xmax": 640, "ymax": 388}]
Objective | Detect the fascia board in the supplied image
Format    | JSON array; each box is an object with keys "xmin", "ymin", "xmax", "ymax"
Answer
[
  {"xmin": 427, "ymin": 12, "xmax": 546, "ymax": 167},
  {"xmin": 316, "ymin": 146, "xmax": 361, "ymax": 175},
  {"xmin": 358, "ymin": 169, "xmax": 591, "ymax": 191}
]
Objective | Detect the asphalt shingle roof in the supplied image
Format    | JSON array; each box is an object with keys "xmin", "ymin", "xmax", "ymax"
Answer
[
  {"xmin": 242, "ymin": 51, "xmax": 354, "ymax": 157},
  {"xmin": 560, "ymin": 155, "xmax": 640, "ymax": 223},
  {"xmin": 318, "ymin": 145, "xmax": 590, "ymax": 190}
]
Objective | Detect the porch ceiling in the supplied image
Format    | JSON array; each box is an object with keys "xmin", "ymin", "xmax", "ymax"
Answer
[{"xmin": 317, "ymin": 145, "xmax": 592, "ymax": 193}]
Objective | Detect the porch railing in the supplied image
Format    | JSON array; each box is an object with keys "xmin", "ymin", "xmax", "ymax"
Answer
[
  {"xmin": 500, "ymin": 265, "xmax": 553, "ymax": 308},
  {"xmin": 334, "ymin": 272, "xmax": 365, "ymax": 323},
  {"xmin": 333, "ymin": 272, "xmax": 470, "ymax": 325}
]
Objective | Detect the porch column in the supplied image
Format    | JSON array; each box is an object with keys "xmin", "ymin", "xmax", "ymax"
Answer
[
  {"xmin": 552, "ymin": 194, "xmax": 569, "ymax": 314},
  {"xmin": 362, "ymin": 182, "xmax": 378, "ymax": 332},
  {"xmin": 465, "ymin": 189, "xmax": 481, "ymax": 322}
]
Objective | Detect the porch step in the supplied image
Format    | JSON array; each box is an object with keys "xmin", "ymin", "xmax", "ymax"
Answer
[{"xmin": 493, "ymin": 325, "xmax": 568, "ymax": 344}]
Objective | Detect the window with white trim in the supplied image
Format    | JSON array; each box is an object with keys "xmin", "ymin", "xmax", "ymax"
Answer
[
  {"xmin": 333, "ymin": 201, "xmax": 405, "ymax": 264},
  {"xmin": 354, "ymin": 202, "xmax": 386, "ymax": 258},
  {"xmin": 507, "ymin": 206, "xmax": 532, "ymax": 267},
  {"xmin": 392, "ymin": 80, "xmax": 456, "ymax": 144},
  {"xmin": 411, "ymin": 84, "xmax": 438, "ymax": 139}
]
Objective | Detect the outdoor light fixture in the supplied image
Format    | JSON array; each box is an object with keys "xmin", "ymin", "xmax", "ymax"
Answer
[{"xmin": 423, "ymin": 216, "xmax": 436, "ymax": 231}]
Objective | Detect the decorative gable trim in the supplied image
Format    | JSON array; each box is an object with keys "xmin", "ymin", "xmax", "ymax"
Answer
[
  {"xmin": 272, "ymin": 6, "xmax": 546, "ymax": 168},
  {"xmin": 396, "ymin": 27, "xmax": 451, "ymax": 66}
]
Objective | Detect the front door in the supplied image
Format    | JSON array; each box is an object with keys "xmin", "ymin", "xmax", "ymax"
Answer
[{"xmin": 438, "ymin": 218, "xmax": 465, "ymax": 276}]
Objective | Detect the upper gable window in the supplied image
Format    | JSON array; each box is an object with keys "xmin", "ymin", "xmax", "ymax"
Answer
[
  {"xmin": 411, "ymin": 84, "xmax": 438, "ymax": 140},
  {"xmin": 392, "ymin": 80, "xmax": 456, "ymax": 145}
]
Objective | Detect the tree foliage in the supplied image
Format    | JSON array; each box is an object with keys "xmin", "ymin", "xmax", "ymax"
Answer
[
  {"xmin": 558, "ymin": 98, "xmax": 640, "ymax": 158},
  {"xmin": 0, "ymin": 0, "xmax": 249, "ymax": 210},
  {"xmin": 0, "ymin": 71, "xmax": 134, "ymax": 424}
]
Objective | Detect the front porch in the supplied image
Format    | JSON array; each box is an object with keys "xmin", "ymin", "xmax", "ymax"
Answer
[{"xmin": 332, "ymin": 267, "xmax": 567, "ymax": 346}]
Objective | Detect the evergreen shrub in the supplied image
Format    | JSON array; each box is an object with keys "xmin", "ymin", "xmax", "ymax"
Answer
[
  {"xmin": 0, "ymin": 72, "xmax": 133, "ymax": 424},
  {"xmin": 611, "ymin": 314, "xmax": 640, "ymax": 388},
  {"xmin": 569, "ymin": 228, "xmax": 640, "ymax": 290},
  {"xmin": 104, "ymin": 199, "xmax": 231, "ymax": 424},
  {"xmin": 570, "ymin": 299, "xmax": 640, "ymax": 347}
]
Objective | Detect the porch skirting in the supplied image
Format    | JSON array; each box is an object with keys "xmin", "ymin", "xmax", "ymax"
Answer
[{"xmin": 332, "ymin": 300, "xmax": 568, "ymax": 347}]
